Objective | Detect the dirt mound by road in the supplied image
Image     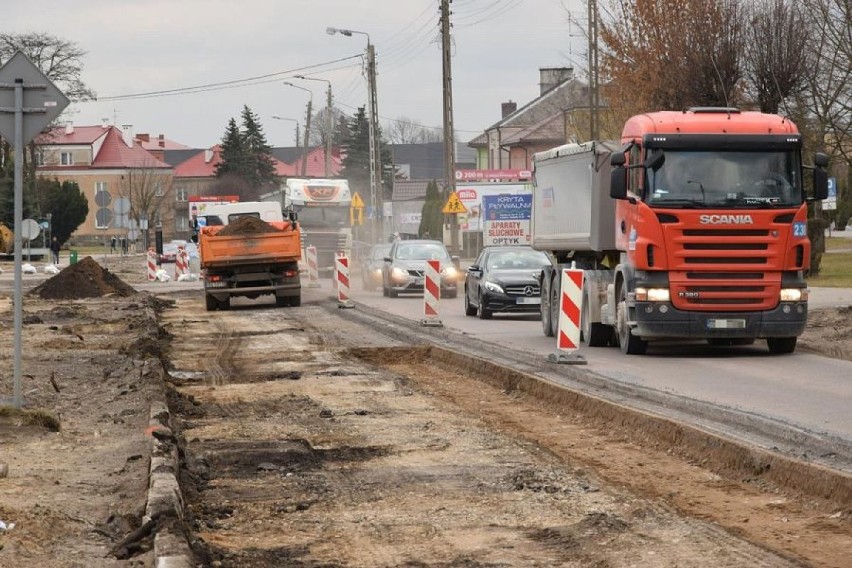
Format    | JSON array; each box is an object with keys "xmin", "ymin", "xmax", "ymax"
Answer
[
  {"xmin": 29, "ymin": 256, "xmax": 137, "ymax": 300},
  {"xmin": 217, "ymin": 216, "xmax": 281, "ymax": 236}
]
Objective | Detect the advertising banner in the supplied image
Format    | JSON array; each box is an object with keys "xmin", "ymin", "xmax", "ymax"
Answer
[{"xmin": 483, "ymin": 194, "xmax": 533, "ymax": 246}]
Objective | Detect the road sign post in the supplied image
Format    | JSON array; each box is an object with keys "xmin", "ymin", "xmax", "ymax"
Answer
[{"xmin": 0, "ymin": 51, "xmax": 69, "ymax": 409}]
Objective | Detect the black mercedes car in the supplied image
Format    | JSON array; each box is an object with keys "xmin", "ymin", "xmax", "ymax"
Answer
[{"xmin": 464, "ymin": 246, "xmax": 551, "ymax": 319}]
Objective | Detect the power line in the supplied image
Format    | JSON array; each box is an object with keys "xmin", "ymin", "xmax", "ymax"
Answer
[{"xmin": 89, "ymin": 54, "xmax": 363, "ymax": 102}]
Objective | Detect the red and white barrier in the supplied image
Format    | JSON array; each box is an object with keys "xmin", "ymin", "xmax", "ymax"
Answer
[
  {"xmin": 306, "ymin": 245, "xmax": 320, "ymax": 288},
  {"xmin": 174, "ymin": 246, "xmax": 187, "ymax": 278},
  {"xmin": 420, "ymin": 259, "xmax": 443, "ymax": 326},
  {"xmin": 335, "ymin": 255, "xmax": 353, "ymax": 308},
  {"xmin": 549, "ymin": 267, "xmax": 587, "ymax": 364},
  {"xmin": 146, "ymin": 249, "xmax": 157, "ymax": 281}
]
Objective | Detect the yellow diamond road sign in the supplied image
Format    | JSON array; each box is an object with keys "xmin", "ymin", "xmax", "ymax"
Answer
[
  {"xmin": 351, "ymin": 192, "xmax": 365, "ymax": 208},
  {"xmin": 442, "ymin": 191, "xmax": 467, "ymax": 214}
]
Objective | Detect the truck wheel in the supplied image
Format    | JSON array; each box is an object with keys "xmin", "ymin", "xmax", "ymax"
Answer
[
  {"xmin": 616, "ymin": 286, "xmax": 647, "ymax": 355},
  {"xmin": 289, "ymin": 295, "xmax": 302, "ymax": 307},
  {"xmin": 767, "ymin": 336, "xmax": 797, "ymax": 354},
  {"xmin": 205, "ymin": 294, "xmax": 217, "ymax": 312},
  {"xmin": 549, "ymin": 273, "xmax": 560, "ymax": 337},
  {"xmin": 541, "ymin": 273, "xmax": 554, "ymax": 337},
  {"xmin": 276, "ymin": 295, "xmax": 288, "ymax": 307},
  {"xmin": 581, "ymin": 288, "xmax": 610, "ymax": 347},
  {"xmin": 219, "ymin": 296, "xmax": 231, "ymax": 311}
]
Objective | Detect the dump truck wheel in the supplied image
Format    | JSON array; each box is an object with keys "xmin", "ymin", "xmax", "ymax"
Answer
[
  {"xmin": 289, "ymin": 295, "xmax": 302, "ymax": 307},
  {"xmin": 767, "ymin": 336, "xmax": 796, "ymax": 354},
  {"xmin": 205, "ymin": 294, "xmax": 217, "ymax": 312}
]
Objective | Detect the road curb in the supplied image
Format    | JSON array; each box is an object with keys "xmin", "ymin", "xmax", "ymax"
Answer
[{"xmin": 147, "ymin": 400, "xmax": 194, "ymax": 566}]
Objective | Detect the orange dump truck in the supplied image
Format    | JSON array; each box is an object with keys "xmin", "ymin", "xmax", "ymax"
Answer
[{"xmin": 199, "ymin": 216, "xmax": 302, "ymax": 311}]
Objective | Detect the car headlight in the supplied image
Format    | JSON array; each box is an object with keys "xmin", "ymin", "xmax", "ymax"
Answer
[
  {"xmin": 484, "ymin": 281, "xmax": 504, "ymax": 294},
  {"xmin": 635, "ymin": 287, "xmax": 669, "ymax": 302},
  {"xmin": 780, "ymin": 288, "xmax": 807, "ymax": 302},
  {"xmin": 441, "ymin": 266, "xmax": 458, "ymax": 279},
  {"xmin": 391, "ymin": 267, "xmax": 408, "ymax": 280}
]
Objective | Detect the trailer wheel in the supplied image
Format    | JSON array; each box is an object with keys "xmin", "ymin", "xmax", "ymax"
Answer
[
  {"xmin": 581, "ymin": 288, "xmax": 610, "ymax": 347},
  {"xmin": 767, "ymin": 336, "xmax": 797, "ymax": 354},
  {"xmin": 276, "ymin": 295, "xmax": 288, "ymax": 307},
  {"xmin": 540, "ymin": 273, "xmax": 554, "ymax": 337},
  {"xmin": 289, "ymin": 294, "xmax": 302, "ymax": 307},
  {"xmin": 616, "ymin": 286, "xmax": 647, "ymax": 355},
  {"xmin": 205, "ymin": 294, "xmax": 217, "ymax": 312},
  {"xmin": 219, "ymin": 296, "xmax": 231, "ymax": 310}
]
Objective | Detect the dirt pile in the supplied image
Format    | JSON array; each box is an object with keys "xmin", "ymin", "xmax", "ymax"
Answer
[
  {"xmin": 217, "ymin": 216, "xmax": 281, "ymax": 236},
  {"xmin": 28, "ymin": 256, "xmax": 137, "ymax": 300}
]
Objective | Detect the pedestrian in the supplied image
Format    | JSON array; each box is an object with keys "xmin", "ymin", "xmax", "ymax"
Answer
[
  {"xmin": 50, "ymin": 236, "xmax": 61, "ymax": 265},
  {"xmin": 110, "ymin": 236, "xmax": 117, "ymax": 253},
  {"xmin": 121, "ymin": 237, "xmax": 128, "ymax": 255}
]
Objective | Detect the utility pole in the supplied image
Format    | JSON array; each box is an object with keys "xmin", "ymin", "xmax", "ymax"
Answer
[
  {"xmin": 441, "ymin": 0, "xmax": 459, "ymax": 255},
  {"xmin": 366, "ymin": 42, "xmax": 383, "ymax": 240},
  {"xmin": 325, "ymin": 85, "xmax": 333, "ymax": 177},
  {"xmin": 302, "ymin": 97, "xmax": 312, "ymax": 176},
  {"xmin": 588, "ymin": 0, "xmax": 599, "ymax": 140}
]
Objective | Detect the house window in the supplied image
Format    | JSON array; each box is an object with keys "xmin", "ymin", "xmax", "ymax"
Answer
[
  {"xmin": 60, "ymin": 152, "xmax": 73, "ymax": 166},
  {"xmin": 176, "ymin": 215, "xmax": 189, "ymax": 232},
  {"xmin": 35, "ymin": 150, "xmax": 45, "ymax": 166},
  {"xmin": 175, "ymin": 187, "xmax": 188, "ymax": 202},
  {"xmin": 155, "ymin": 182, "xmax": 164, "ymax": 197}
]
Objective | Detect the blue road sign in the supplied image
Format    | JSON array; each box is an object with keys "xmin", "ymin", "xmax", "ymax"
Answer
[{"xmin": 827, "ymin": 177, "xmax": 837, "ymax": 198}]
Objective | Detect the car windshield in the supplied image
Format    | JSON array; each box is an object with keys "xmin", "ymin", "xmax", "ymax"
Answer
[
  {"xmin": 395, "ymin": 243, "xmax": 450, "ymax": 261},
  {"xmin": 371, "ymin": 245, "xmax": 391, "ymax": 260},
  {"xmin": 646, "ymin": 150, "xmax": 802, "ymax": 208},
  {"xmin": 486, "ymin": 249, "xmax": 550, "ymax": 270}
]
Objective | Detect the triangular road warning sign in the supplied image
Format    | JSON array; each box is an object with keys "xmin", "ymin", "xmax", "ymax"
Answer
[
  {"xmin": 442, "ymin": 191, "xmax": 467, "ymax": 214},
  {"xmin": 351, "ymin": 192, "xmax": 365, "ymax": 208}
]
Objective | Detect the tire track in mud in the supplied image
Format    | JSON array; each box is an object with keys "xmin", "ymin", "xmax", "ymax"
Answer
[{"xmin": 156, "ymin": 296, "xmax": 814, "ymax": 568}]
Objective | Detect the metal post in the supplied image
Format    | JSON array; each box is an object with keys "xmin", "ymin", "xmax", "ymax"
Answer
[
  {"xmin": 325, "ymin": 84, "xmax": 333, "ymax": 177},
  {"xmin": 12, "ymin": 78, "xmax": 23, "ymax": 408}
]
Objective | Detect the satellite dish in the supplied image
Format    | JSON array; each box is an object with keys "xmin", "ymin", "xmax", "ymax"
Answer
[{"xmin": 21, "ymin": 218, "xmax": 40, "ymax": 240}]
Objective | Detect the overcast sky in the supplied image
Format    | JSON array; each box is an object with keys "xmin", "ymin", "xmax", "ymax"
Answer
[{"xmin": 6, "ymin": 0, "xmax": 586, "ymax": 149}]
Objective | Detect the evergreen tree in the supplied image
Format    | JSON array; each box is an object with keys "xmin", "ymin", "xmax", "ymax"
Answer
[
  {"xmin": 215, "ymin": 118, "xmax": 248, "ymax": 179},
  {"xmin": 418, "ymin": 180, "xmax": 444, "ymax": 239},
  {"xmin": 339, "ymin": 106, "xmax": 394, "ymax": 210},
  {"xmin": 240, "ymin": 105, "xmax": 278, "ymax": 188},
  {"xmin": 39, "ymin": 178, "xmax": 88, "ymax": 244}
]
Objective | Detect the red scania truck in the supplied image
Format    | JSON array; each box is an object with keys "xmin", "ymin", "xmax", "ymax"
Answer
[{"xmin": 533, "ymin": 107, "xmax": 829, "ymax": 355}]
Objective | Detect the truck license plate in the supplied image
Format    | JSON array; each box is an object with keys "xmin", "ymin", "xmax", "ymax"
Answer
[{"xmin": 707, "ymin": 319, "xmax": 746, "ymax": 329}]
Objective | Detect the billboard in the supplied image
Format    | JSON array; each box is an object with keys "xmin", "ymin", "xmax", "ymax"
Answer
[
  {"xmin": 482, "ymin": 194, "xmax": 533, "ymax": 246},
  {"xmin": 456, "ymin": 183, "xmax": 531, "ymax": 232}
]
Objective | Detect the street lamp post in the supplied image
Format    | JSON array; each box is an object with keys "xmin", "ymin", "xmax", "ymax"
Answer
[
  {"xmin": 271, "ymin": 115, "xmax": 300, "ymax": 147},
  {"xmin": 283, "ymin": 81, "xmax": 313, "ymax": 176},
  {"xmin": 296, "ymin": 75, "xmax": 333, "ymax": 178},
  {"xmin": 327, "ymin": 26, "xmax": 383, "ymax": 241}
]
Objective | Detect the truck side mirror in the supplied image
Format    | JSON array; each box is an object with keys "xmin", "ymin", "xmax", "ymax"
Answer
[
  {"xmin": 813, "ymin": 167, "xmax": 828, "ymax": 201},
  {"xmin": 814, "ymin": 152, "xmax": 829, "ymax": 168},
  {"xmin": 610, "ymin": 152, "xmax": 628, "ymax": 199}
]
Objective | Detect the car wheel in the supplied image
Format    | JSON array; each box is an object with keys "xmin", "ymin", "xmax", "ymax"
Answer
[
  {"xmin": 382, "ymin": 277, "xmax": 389, "ymax": 297},
  {"xmin": 388, "ymin": 285, "xmax": 398, "ymax": 298},
  {"xmin": 445, "ymin": 288, "xmax": 458, "ymax": 299},
  {"xmin": 464, "ymin": 287, "xmax": 476, "ymax": 316},
  {"xmin": 477, "ymin": 291, "xmax": 492, "ymax": 319}
]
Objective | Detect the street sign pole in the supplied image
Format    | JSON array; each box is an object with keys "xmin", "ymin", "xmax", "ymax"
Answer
[{"xmin": 0, "ymin": 52, "xmax": 70, "ymax": 409}]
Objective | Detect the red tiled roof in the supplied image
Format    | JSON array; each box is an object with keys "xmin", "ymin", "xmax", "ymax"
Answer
[
  {"xmin": 174, "ymin": 145, "xmax": 299, "ymax": 178},
  {"xmin": 36, "ymin": 125, "xmax": 110, "ymax": 145},
  {"xmin": 92, "ymin": 126, "xmax": 171, "ymax": 169},
  {"xmin": 135, "ymin": 133, "xmax": 189, "ymax": 150},
  {"xmin": 290, "ymin": 146, "xmax": 342, "ymax": 177}
]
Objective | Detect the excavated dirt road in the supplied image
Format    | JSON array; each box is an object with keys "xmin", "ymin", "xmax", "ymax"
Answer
[
  {"xmin": 0, "ymin": 253, "xmax": 849, "ymax": 567},
  {"xmin": 161, "ymin": 292, "xmax": 850, "ymax": 568}
]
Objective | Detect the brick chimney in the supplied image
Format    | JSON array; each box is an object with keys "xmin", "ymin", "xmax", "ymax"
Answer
[
  {"xmin": 64, "ymin": 121, "xmax": 74, "ymax": 135},
  {"xmin": 539, "ymin": 67, "xmax": 573, "ymax": 95},
  {"xmin": 137, "ymin": 133, "xmax": 150, "ymax": 142},
  {"xmin": 204, "ymin": 148, "xmax": 214, "ymax": 163},
  {"xmin": 501, "ymin": 101, "xmax": 517, "ymax": 118},
  {"xmin": 121, "ymin": 124, "xmax": 134, "ymax": 147}
]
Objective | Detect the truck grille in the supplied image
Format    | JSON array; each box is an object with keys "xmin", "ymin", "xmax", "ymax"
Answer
[{"xmin": 665, "ymin": 226, "xmax": 781, "ymax": 311}]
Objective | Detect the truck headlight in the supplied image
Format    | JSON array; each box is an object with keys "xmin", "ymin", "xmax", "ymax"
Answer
[
  {"xmin": 484, "ymin": 281, "xmax": 504, "ymax": 294},
  {"xmin": 780, "ymin": 288, "xmax": 807, "ymax": 302},
  {"xmin": 635, "ymin": 287, "xmax": 669, "ymax": 302}
]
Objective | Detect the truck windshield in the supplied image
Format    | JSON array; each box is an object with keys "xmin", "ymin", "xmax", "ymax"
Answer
[
  {"xmin": 294, "ymin": 205, "xmax": 349, "ymax": 228},
  {"xmin": 646, "ymin": 150, "xmax": 802, "ymax": 208}
]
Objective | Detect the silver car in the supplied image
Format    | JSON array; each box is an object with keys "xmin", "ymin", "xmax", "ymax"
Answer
[{"xmin": 381, "ymin": 239, "xmax": 461, "ymax": 298}]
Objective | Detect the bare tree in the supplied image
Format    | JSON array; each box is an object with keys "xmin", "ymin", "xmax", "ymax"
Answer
[
  {"xmin": 600, "ymin": 0, "xmax": 746, "ymax": 122},
  {"xmin": 0, "ymin": 32, "xmax": 96, "ymax": 102},
  {"xmin": 120, "ymin": 159, "xmax": 174, "ymax": 246},
  {"xmin": 384, "ymin": 116, "xmax": 443, "ymax": 144},
  {"xmin": 743, "ymin": 0, "xmax": 810, "ymax": 114}
]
